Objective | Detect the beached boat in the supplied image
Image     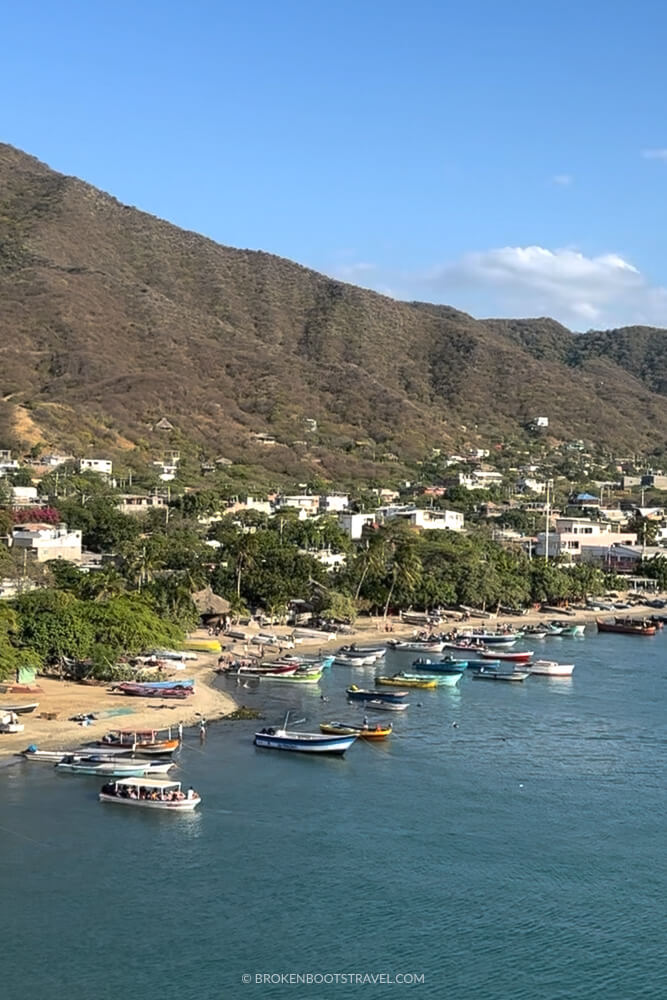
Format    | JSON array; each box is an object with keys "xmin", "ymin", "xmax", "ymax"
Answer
[
  {"xmin": 131, "ymin": 678, "xmax": 195, "ymax": 690},
  {"xmin": 260, "ymin": 666, "xmax": 323, "ymax": 683},
  {"xmin": 471, "ymin": 666, "xmax": 530, "ymax": 682},
  {"xmin": 362, "ymin": 699, "xmax": 409, "ymax": 712},
  {"xmin": 394, "ymin": 671, "xmax": 461, "ymax": 687},
  {"xmin": 459, "ymin": 631, "xmax": 519, "ymax": 646},
  {"xmin": 99, "ymin": 777, "xmax": 201, "ymax": 811},
  {"xmin": 114, "ymin": 682, "xmax": 192, "ymax": 698},
  {"xmin": 319, "ymin": 720, "xmax": 392, "ymax": 739},
  {"xmin": 346, "ymin": 684, "xmax": 408, "ymax": 704},
  {"xmin": 147, "ymin": 648, "xmax": 198, "ymax": 661},
  {"xmin": 528, "ymin": 659, "xmax": 575, "ymax": 677},
  {"xmin": 254, "ymin": 714, "xmax": 357, "ymax": 754},
  {"xmin": 481, "ymin": 649, "xmax": 533, "ymax": 663},
  {"xmin": 596, "ymin": 618, "xmax": 656, "ymax": 636},
  {"xmin": 0, "ymin": 701, "xmax": 39, "ymax": 714},
  {"xmin": 96, "ymin": 729, "xmax": 180, "ymax": 754},
  {"xmin": 375, "ymin": 674, "xmax": 438, "ymax": 689}
]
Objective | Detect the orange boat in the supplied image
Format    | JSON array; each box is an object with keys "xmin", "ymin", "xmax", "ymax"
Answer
[
  {"xmin": 96, "ymin": 728, "xmax": 180, "ymax": 754},
  {"xmin": 596, "ymin": 618, "xmax": 656, "ymax": 636},
  {"xmin": 319, "ymin": 721, "xmax": 392, "ymax": 740}
]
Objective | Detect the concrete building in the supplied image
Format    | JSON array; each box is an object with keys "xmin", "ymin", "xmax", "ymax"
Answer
[
  {"xmin": 277, "ymin": 495, "xmax": 320, "ymax": 516},
  {"xmin": 11, "ymin": 486, "xmax": 39, "ymax": 506},
  {"xmin": 79, "ymin": 458, "xmax": 113, "ymax": 477},
  {"xmin": 377, "ymin": 505, "xmax": 464, "ymax": 532},
  {"xmin": 535, "ymin": 517, "xmax": 637, "ymax": 561},
  {"xmin": 117, "ymin": 494, "xmax": 169, "ymax": 515},
  {"xmin": 11, "ymin": 523, "xmax": 83, "ymax": 563},
  {"xmin": 319, "ymin": 493, "xmax": 349, "ymax": 514},
  {"xmin": 337, "ymin": 512, "xmax": 377, "ymax": 540}
]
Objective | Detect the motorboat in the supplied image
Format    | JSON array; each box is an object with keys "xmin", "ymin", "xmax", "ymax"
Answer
[
  {"xmin": 99, "ymin": 777, "xmax": 201, "ymax": 810},
  {"xmin": 254, "ymin": 714, "xmax": 356, "ymax": 754},
  {"xmin": 528, "ymin": 660, "xmax": 575, "ymax": 677}
]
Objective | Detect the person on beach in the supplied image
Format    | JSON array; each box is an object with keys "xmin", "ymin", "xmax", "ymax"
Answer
[
  {"xmin": 199, "ymin": 719, "xmax": 207, "ymax": 741},
  {"xmin": 178, "ymin": 722, "xmax": 183, "ymax": 741}
]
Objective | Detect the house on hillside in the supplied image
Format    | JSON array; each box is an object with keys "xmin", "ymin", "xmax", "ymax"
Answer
[
  {"xmin": 79, "ymin": 458, "xmax": 112, "ymax": 477},
  {"xmin": 155, "ymin": 417, "xmax": 174, "ymax": 431},
  {"xmin": 337, "ymin": 512, "xmax": 377, "ymax": 540},
  {"xmin": 535, "ymin": 517, "xmax": 637, "ymax": 562},
  {"xmin": 10, "ymin": 523, "xmax": 82, "ymax": 563},
  {"xmin": 377, "ymin": 505, "xmax": 464, "ymax": 532},
  {"xmin": 117, "ymin": 493, "xmax": 169, "ymax": 515}
]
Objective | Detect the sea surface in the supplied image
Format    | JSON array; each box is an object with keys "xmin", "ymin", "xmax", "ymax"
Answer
[{"xmin": 1, "ymin": 631, "xmax": 666, "ymax": 1000}]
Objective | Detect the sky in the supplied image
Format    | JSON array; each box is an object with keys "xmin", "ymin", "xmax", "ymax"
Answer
[{"xmin": 4, "ymin": 0, "xmax": 667, "ymax": 330}]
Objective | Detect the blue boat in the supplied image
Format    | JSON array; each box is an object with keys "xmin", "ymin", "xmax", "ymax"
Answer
[
  {"xmin": 134, "ymin": 678, "xmax": 195, "ymax": 690},
  {"xmin": 463, "ymin": 659, "xmax": 499, "ymax": 670},
  {"xmin": 253, "ymin": 714, "xmax": 356, "ymax": 755},
  {"xmin": 412, "ymin": 657, "xmax": 466, "ymax": 674},
  {"xmin": 346, "ymin": 685, "xmax": 407, "ymax": 704}
]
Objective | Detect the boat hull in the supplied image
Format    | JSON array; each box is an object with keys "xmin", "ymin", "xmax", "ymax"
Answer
[
  {"xmin": 529, "ymin": 660, "xmax": 575, "ymax": 677},
  {"xmin": 99, "ymin": 793, "xmax": 199, "ymax": 810},
  {"xmin": 319, "ymin": 722, "xmax": 391, "ymax": 739},
  {"xmin": 596, "ymin": 619, "xmax": 656, "ymax": 636},
  {"xmin": 253, "ymin": 731, "xmax": 356, "ymax": 754},
  {"xmin": 346, "ymin": 687, "xmax": 407, "ymax": 703}
]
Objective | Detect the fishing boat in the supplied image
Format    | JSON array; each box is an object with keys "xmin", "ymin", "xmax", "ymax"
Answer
[
  {"xmin": 412, "ymin": 656, "xmax": 466, "ymax": 673},
  {"xmin": 113, "ymin": 682, "xmax": 192, "ymax": 698},
  {"xmin": 387, "ymin": 639, "xmax": 444, "ymax": 653},
  {"xmin": 394, "ymin": 671, "xmax": 461, "ymax": 687},
  {"xmin": 471, "ymin": 666, "xmax": 530, "ymax": 682},
  {"xmin": 129, "ymin": 678, "xmax": 195, "ymax": 690},
  {"xmin": 522, "ymin": 626, "xmax": 548, "ymax": 639},
  {"xmin": 96, "ymin": 729, "xmax": 180, "ymax": 754},
  {"xmin": 319, "ymin": 720, "xmax": 392, "ymax": 739},
  {"xmin": 254, "ymin": 714, "xmax": 357, "ymax": 754},
  {"xmin": 227, "ymin": 662, "xmax": 298, "ymax": 676},
  {"xmin": 442, "ymin": 641, "xmax": 487, "ymax": 656},
  {"xmin": 375, "ymin": 674, "xmax": 438, "ymax": 690},
  {"xmin": 550, "ymin": 621, "xmax": 585, "ymax": 637},
  {"xmin": 528, "ymin": 659, "xmax": 575, "ymax": 677},
  {"xmin": 337, "ymin": 645, "xmax": 384, "ymax": 662},
  {"xmin": 0, "ymin": 701, "xmax": 39, "ymax": 714},
  {"xmin": 0, "ymin": 711, "xmax": 24, "ymax": 733},
  {"xmin": 147, "ymin": 648, "xmax": 198, "ymax": 661},
  {"xmin": 459, "ymin": 631, "xmax": 519, "ymax": 646},
  {"xmin": 56, "ymin": 756, "xmax": 153, "ymax": 776},
  {"xmin": 346, "ymin": 685, "xmax": 408, "ymax": 704},
  {"xmin": 596, "ymin": 618, "xmax": 657, "ymax": 636},
  {"xmin": 464, "ymin": 658, "xmax": 500, "ymax": 670},
  {"xmin": 99, "ymin": 777, "xmax": 201, "ymax": 810},
  {"xmin": 260, "ymin": 666, "xmax": 323, "ymax": 683},
  {"xmin": 363, "ymin": 699, "xmax": 409, "ymax": 712},
  {"xmin": 481, "ymin": 649, "xmax": 533, "ymax": 663},
  {"xmin": 333, "ymin": 653, "xmax": 378, "ymax": 666}
]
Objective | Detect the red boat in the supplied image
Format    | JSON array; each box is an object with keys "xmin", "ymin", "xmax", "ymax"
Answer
[
  {"xmin": 481, "ymin": 649, "xmax": 533, "ymax": 663},
  {"xmin": 596, "ymin": 618, "xmax": 656, "ymax": 636}
]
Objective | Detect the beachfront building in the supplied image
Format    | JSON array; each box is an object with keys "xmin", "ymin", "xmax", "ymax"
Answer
[
  {"xmin": 11, "ymin": 523, "xmax": 83, "ymax": 563},
  {"xmin": 535, "ymin": 517, "xmax": 637, "ymax": 561}
]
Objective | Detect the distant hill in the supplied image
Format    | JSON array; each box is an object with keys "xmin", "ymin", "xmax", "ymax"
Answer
[{"xmin": 1, "ymin": 142, "xmax": 666, "ymax": 482}]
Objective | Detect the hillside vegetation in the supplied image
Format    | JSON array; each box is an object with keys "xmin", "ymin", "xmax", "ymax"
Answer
[{"xmin": 1, "ymin": 143, "xmax": 666, "ymax": 481}]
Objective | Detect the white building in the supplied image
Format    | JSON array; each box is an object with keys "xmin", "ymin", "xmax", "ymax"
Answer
[
  {"xmin": 319, "ymin": 493, "xmax": 349, "ymax": 513},
  {"xmin": 517, "ymin": 477, "xmax": 546, "ymax": 495},
  {"xmin": 11, "ymin": 486, "xmax": 39, "ymax": 506},
  {"xmin": 277, "ymin": 495, "xmax": 320, "ymax": 516},
  {"xmin": 302, "ymin": 549, "xmax": 347, "ymax": 570},
  {"xmin": 79, "ymin": 458, "xmax": 113, "ymax": 477},
  {"xmin": 377, "ymin": 505, "xmax": 464, "ymax": 532},
  {"xmin": 337, "ymin": 512, "xmax": 377, "ymax": 540},
  {"xmin": 11, "ymin": 523, "xmax": 83, "ymax": 563},
  {"xmin": 40, "ymin": 454, "xmax": 75, "ymax": 468},
  {"xmin": 533, "ymin": 416, "xmax": 549, "ymax": 428},
  {"xmin": 535, "ymin": 517, "xmax": 637, "ymax": 561},
  {"xmin": 117, "ymin": 494, "xmax": 169, "ymax": 515}
]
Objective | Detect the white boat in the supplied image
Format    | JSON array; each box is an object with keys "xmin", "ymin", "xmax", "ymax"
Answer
[
  {"xmin": 99, "ymin": 777, "xmax": 201, "ymax": 811},
  {"xmin": 528, "ymin": 659, "xmax": 575, "ymax": 677},
  {"xmin": 56, "ymin": 757, "xmax": 152, "ymax": 776},
  {"xmin": 388, "ymin": 640, "xmax": 445, "ymax": 653},
  {"xmin": 254, "ymin": 714, "xmax": 357, "ymax": 755},
  {"xmin": 0, "ymin": 702, "xmax": 39, "ymax": 714},
  {"xmin": 333, "ymin": 653, "xmax": 377, "ymax": 666},
  {"xmin": 0, "ymin": 712, "xmax": 24, "ymax": 734},
  {"xmin": 363, "ymin": 699, "xmax": 410, "ymax": 712}
]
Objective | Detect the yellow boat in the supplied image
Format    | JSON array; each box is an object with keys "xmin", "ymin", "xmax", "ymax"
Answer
[
  {"xmin": 319, "ymin": 721, "xmax": 392, "ymax": 740},
  {"xmin": 375, "ymin": 675, "xmax": 438, "ymax": 689},
  {"xmin": 181, "ymin": 639, "xmax": 222, "ymax": 653}
]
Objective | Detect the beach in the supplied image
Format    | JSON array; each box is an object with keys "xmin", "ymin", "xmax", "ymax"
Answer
[{"xmin": 0, "ymin": 595, "xmax": 661, "ymax": 760}]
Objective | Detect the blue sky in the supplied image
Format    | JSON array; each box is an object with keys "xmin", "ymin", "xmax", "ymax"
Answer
[{"xmin": 4, "ymin": 0, "xmax": 667, "ymax": 329}]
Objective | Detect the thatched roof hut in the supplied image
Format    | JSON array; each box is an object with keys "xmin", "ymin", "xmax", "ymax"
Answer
[{"xmin": 192, "ymin": 587, "xmax": 231, "ymax": 623}]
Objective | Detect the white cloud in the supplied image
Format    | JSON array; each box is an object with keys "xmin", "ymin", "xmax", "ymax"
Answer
[
  {"xmin": 427, "ymin": 245, "xmax": 667, "ymax": 329},
  {"xmin": 641, "ymin": 148, "xmax": 667, "ymax": 161},
  {"xmin": 551, "ymin": 173, "xmax": 573, "ymax": 185}
]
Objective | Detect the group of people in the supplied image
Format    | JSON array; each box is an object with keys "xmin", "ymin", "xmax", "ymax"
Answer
[{"xmin": 101, "ymin": 782, "xmax": 197, "ymax": 802}]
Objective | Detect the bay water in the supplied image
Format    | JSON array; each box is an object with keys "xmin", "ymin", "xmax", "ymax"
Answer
[{"xmin": 1, "ymin": 631, "xmax": 666, "ymax": 999}]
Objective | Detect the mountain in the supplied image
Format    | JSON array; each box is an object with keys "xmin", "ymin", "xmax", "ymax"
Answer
[{"xmin": 1, "ymin": 143, "xmax": 666, "ymax": 483}]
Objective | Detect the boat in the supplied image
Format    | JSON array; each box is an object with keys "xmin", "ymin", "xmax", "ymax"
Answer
[
  {"xmin": 146, "ymin": 648, "xmax": 198, "ymax": 661},
  {"xmin": 387, "ymin": 639, "xmax": 444, "ymax": 653},
  {"xmin": 442, "ymin": 641, "xmax": 487, "ymax": 655},
  {"xmin": 522, "ymin": 626, "xmax": 548, "ymax": 639},
  {"xmin": 259, "ymin": 666, "xmax": 323, "ymax": 683},
  {"xmin": 481, "ymin": 649, "xmax": 533, "ymax": 663},
  {"xmin": 0, "ymin": 711, "xmax": 24, "ymax": 733},
  {"xmin": 222, "ymin": 662, "xmax": 297, "ymax": 676},
  {"xmin": 528, "ymin": 659, "xmax": 575, "ymax": 677},
  {"xmin": 459, "ymin": 631, "xmax": 519, "ymax": 646},
  {"xmin": 464, "ymin": 658, "xmax": 500, "ymax": 670},
  {"xmin": 337, "ymin": 645, "xmax": 384, "ymax": 662},
  {"xmin": 363, "ymin": 699, "xmax": 409, "ymax": 712},
  {"xmin": 254, "ymin": 714, "xmax": 357, "ymax": 754},
  {"xmin": 96, "ymin": 729, "xmax": 180, "ymax": 754},
  {"xmin": 129, "ymin": 678, "xmax": 195, "ymax": 690},
  {"xmin": 346, "ymin": 684, "xmax": 408, "ymax": 704},
  {"xmin": 319, "ymin": 720, "xmax": 392, "ymax": 739},
  {"xmin": 550, "ymin": 621, "xmax": 585, "ymax": 637},
  {"xmin": 596, "ymin": 618, "xmax": 657, "ymax": 636},
  {"xmin": 471, "ymin": 666, "xmax": 530, "ymax": 682},
  {"xmin": 333, "ymin": 653, "xmax": 378, "ymax": 666},
  {"xmin": 113, "ymin": 682, "xmax": 192, "ymax": 698},
  {"xmin": 56, "ymin": 756, "xmax": 155, "ymax": 777},
  {"xmin": 375, "ymin": 675, "xmax": 438, "ymax": 689},
  {"xmin": 99, "ymin": 777, "xmax": 201, "ymax": 810},
  {"xmin": 411, "ymin": 656, "xmax": 466, "ymax": 673},
  {"xmin": 394, "ymin": 671, "xmax": 461, "ymax": 687},
  {"xmin": 0, "ymin": 701, "xmax": 39, "ymax": 714}
]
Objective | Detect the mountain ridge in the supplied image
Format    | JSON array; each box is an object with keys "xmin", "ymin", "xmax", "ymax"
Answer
[{"xmin": 1, "ymin": 142, "xmax": 666, "ymax": 480}]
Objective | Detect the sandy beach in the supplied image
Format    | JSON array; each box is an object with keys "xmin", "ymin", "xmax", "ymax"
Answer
[{"xmin": 1, "ymin": 595, "xmax": 662, "ymax": 761}]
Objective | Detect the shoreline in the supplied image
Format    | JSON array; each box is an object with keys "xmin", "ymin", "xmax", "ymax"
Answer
[{"xmin": 1, "ymin": 597, "xmax": 662, "ymax": 763}]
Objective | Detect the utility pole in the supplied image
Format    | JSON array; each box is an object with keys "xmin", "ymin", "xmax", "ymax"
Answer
[{"xmin": 544, "ymin": 479, "xmax": 552, "ymax": 562}]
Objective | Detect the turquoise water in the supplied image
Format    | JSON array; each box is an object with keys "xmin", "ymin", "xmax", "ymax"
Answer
[{"xmin": 1, "ymin": 632, "xmax": 666, "ymax": 1000}]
